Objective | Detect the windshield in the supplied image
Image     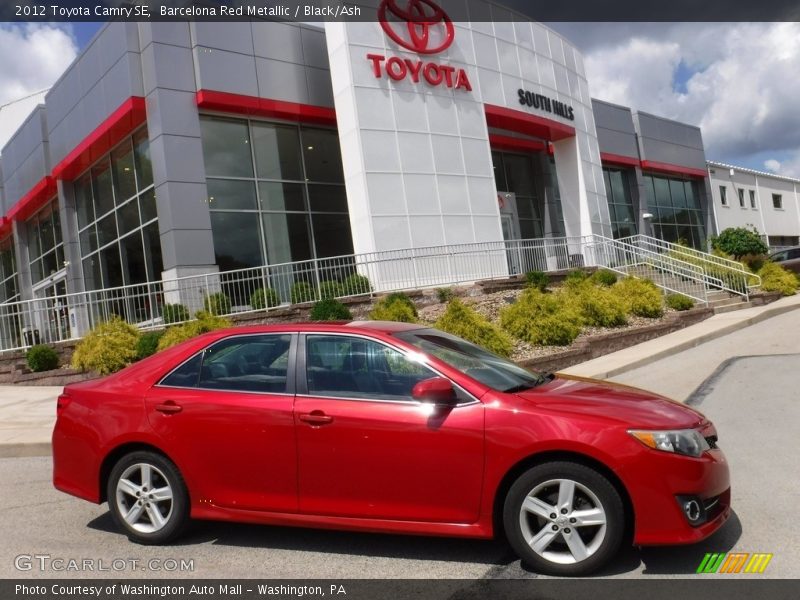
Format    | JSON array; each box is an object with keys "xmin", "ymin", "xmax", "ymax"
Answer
[{"xmin": 395, "ymin": 328, "xmax": 549, "ymax": 393}]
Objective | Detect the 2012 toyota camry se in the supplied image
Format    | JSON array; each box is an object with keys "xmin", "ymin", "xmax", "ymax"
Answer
[{"xmin": 52, "ymin": 321, "xmax": 730, "ymax": 575}]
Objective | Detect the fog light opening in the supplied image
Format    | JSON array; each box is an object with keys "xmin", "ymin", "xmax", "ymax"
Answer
[{"xmin": 684, "ymin": 499, "xmax": 702, "ymax": 523}]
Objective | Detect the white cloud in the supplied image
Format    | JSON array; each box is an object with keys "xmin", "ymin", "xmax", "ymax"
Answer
[
  {"xmin": 0, "ymin": 23, "xmax": 77, "ymax": 149},
  {"xmin": 557, "ymin": 23, "xmax": 800, "ymax": 178}
]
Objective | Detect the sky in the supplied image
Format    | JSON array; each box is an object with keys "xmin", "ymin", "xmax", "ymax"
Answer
[{"xmin": 2, "ymin": 20, "xmax": 800, "ymax": 177}]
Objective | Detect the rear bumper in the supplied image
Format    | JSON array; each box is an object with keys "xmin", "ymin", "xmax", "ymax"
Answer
[{"xmin": 624, "ymin": 448, "xmax": 731, "ymax": 546}]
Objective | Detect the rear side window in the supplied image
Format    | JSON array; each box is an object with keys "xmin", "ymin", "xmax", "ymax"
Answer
[
  {"xmin": 159, "ymin": 334, "xmax": 292, "ymax": 394},
  {"xmin": 160, "ymin": 353, "xmax": 203, "ymax": 388}
]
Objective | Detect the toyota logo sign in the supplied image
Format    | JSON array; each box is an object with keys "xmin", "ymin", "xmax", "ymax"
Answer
[{"xmin": 378, "ymin": 0, "xmax": 455, "ymax": 55}]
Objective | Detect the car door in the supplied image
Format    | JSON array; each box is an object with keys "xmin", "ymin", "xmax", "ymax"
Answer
[
  {"xmin": 145, "ymin": 333, "xmax": 298, "ymax": 513},
  {"xmin": 294, "ymin": 333, "xmax": 485, "ymax": 523}
]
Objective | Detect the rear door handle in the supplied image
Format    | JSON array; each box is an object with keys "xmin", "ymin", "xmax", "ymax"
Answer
[
  {"xmin": 155, "ymin": 401, "xmax": 183, "ymax": 415},
  {"xmin": 298, "ymin": 411, "xmax": 333, "ymax": 426}
]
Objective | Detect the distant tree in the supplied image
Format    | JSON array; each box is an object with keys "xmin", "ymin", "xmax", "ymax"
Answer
[{"xmin": 710, "ymin": 227, "xmax": 768, "ymax": 259}]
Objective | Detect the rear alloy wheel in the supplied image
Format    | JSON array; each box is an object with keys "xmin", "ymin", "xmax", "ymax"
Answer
[
  {"xmin": 503, "ymin": 461, "xmax": 625, "ymax": 576},
  {"xmin": 107, "ymin": 451, "xmax": 189, "ymax": 544}
]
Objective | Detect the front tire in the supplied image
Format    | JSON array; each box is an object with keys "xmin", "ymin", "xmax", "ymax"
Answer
[
  {"xmin": 503, "ymin": 461, "xmax": 625, "ymax": 576},
  {"xmin": 107, "ymin": 450, "xmax": 189, "ymax": 545}
]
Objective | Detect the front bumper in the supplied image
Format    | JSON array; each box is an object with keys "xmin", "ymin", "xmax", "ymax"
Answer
[{"xmin": 622, "ymin": 446, "xmax": 731, "ymax": 546}]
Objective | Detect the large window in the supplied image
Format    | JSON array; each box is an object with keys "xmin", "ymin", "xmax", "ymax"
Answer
[
  {"xmin": 27, "ymin": 199, "xmax": 64, "ymax": 284},
  {"xmin": 0, "ymin": 236, "xmax": 21, "ymax": 349},
  {"xmin": 643, "ymin": 174, "xmax": 707, "ymax": 249},
  {"xmin": 602, "ymin": 168, "xmax": 637, "ymax": 239},
  {"xmin": 200, "ymin": 116, "xmax": 354, "ymax": 273},
  {"xmin": 75, "ymin": 128, "xmax": 161, "ymax": 296},
  {"xmin": 492, "ymin": 151, "xmax": 565, "ymax": 239}
]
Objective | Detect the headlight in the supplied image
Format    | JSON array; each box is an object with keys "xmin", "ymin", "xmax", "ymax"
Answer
[{"xmin": 628, "ymin": 429, "xmax": 710, "ymax": 458}]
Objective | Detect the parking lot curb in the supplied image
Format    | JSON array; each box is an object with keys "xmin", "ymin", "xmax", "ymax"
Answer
[
  {"xmin": 562, "ymin": 298, "xmax": 800, "ymax": 381},
  {"xmin": 0, "ymin": 441, "xmax": 51, "ymax": 459}
]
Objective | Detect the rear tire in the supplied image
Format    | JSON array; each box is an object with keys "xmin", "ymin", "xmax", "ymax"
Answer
[
  {"xmin": 503, "ymin": 461, "xmax": 624, "ymax": 576},
  {"xmin": 106, "ymin": 450, "xmax": 189, "ymax": 545}
]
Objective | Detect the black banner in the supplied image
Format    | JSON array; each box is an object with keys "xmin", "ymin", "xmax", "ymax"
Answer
[
  {"xmin": 2, "ymin": 579, "xmax": 799, "ymax": 600},
  {"xmin": 2, "ymin": 0, "xmax": 800, "ymax": 22}
]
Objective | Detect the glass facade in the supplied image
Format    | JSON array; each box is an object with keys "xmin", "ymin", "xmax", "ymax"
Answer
[
  {"xmin": 643, "ymin": 173, "xmax": 707, "ymax": 249},
  {"xmin": 492, "ymin": 150, "xmax": 565, "ymax": 238},
  {"xmin": 27, "ymin": 199, "xmax": 64, "ymax": 284},
  {"xmin": 199, "ymin": 116, "xmax": 354, "ymax": 273},
  {"xmin": 75, "ymin": 128, "xmax": 161, "ymax": 294},
  {"xmin": 602, "ymin": 167, "xmax": 637, "ymax": 239},
  {"xmin": 0, "ymin": 235, "xmax": 21, "ymax": 348}
]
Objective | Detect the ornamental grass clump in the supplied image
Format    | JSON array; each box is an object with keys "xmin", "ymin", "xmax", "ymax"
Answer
[
  {"xmin": 435, "ymin": 299, "xmax": 513, "ymax": 357},
  {"xmin": 71, "ymin": 316, "xmax": 140, "ymax": 375},
  {"xmin": 369, "ymin": 293, "xmax": 418, "ymax": 323},
  {"xmin": 611, "ymin": 277, "xmax": 664, "ymax": 318},
  {"xmin": 309, "ymin": 298, "xmax": 353, "ymax": 321},
  {"xmin": 564, "ymin": 282, "xmax": 628, "ymax": 328},
  {"xmin": 499, "ymin": 289, "xmax": 582, "ymax": 346},
  {"xmin": 666, "ymin": 293, "xmax": 695, "ymax": 311},
  {"xmin": 757, "ymin": 262, "xmax": 798, "ymax": 296}
]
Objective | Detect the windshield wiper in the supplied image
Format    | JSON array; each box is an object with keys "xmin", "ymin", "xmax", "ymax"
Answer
[{"xmin": 503, "ymin": 372, "xmax": 554, "ymax": 394}]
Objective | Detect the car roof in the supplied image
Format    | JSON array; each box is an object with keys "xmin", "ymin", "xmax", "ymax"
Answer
[{"xmin": 207, "ymin": 320, "xmax": 426, "ymax": 337}]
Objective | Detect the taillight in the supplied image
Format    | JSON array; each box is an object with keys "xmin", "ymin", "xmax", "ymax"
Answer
[{"xmin": 56, "ymin": 393, "xmax": 71, "ymax": 413}]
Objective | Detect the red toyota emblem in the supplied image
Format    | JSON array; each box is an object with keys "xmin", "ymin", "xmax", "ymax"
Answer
[{"xmin": 378, "ymin": 0, "xmax": 455, "ymax": 55}]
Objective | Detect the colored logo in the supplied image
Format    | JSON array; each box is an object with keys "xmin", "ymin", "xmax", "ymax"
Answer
[
  {"xmin": 378, "ymin": 0, "xmax": 455, "ymax": 55},
  {"xmin": 696, "ymin": 552, "xmax": 773, "ymax": 574}
]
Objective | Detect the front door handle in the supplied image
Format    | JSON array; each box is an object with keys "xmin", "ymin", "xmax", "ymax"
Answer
[
  {"xmin": 298, "ymin": 411, "xmax": 333, "ymax": 426},
  {"xmin": 155, "ymin": 401, "xmax": 183, "ymax": 415}
]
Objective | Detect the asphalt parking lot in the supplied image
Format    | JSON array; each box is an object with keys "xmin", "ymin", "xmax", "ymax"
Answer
[{"xmin": 2, "ymin": 346, "xmax": 798, "ymax": 580}]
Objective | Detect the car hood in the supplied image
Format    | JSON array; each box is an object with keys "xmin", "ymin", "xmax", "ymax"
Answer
[{"xmin": 514, "ymin": 374, "xmax": 706, "ymax": 429}]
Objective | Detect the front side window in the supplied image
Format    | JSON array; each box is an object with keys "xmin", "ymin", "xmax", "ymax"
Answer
[{"xmin": 305, "ymin": 335, "xmax": 435, "ymax": 401}]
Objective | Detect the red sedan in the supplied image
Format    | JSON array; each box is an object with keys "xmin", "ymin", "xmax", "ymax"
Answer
[{"xmin": 52, "ymin": 321, "xmax": 730, "ymax": 575}]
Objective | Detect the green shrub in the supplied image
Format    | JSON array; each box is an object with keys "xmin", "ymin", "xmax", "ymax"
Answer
[
  {"xmin": 310, "ymin": 298, "xmax": 353, "ymax": 321},
  {"xmin": 564, "ymin": 283, "xmax": 627, "ymax": 328},
  {"xmin": 525, "ymin": 270, "xmax": 549, "ymax": 292},
  {"xmin": 710, "ymin": 227, "xmax": 768, "ymax": 259},
  {"xmin": 758, "ymin": 262, "xmax": 798, "ymax": 296},
  {"xmin": 290, "ymin": 281, "xmax": 315, "ymax": 304},
  {"xmin": 26, "ymin": 345, "xmax": 59, "ymax": 372},
  {"xmin": 435, "ymin": 299, "xmax": 513, "ymax": 357},
  {"xmin": 611, "ymin": 277, "xmax": 664, "ymax": 318},
  {"xmin": 436, "ymin": 287, "xmax": 455, "ymax": 303},
  {"xmin": 250, "ymin": 287, "xmax": 280, "ymax": 310},
  {"xmin": 500, "ymin": 289, "xmax": 582, "ymax": 346},
  {"xmin": 162, "ymin": 303, "xmax": 189, "ymax": 324},
  {"xmin": 203, "ymin": 292, "xmax": 231, "ymax": 316},
  {"xmin": 591, "ymin": 269, "xmax": 618, "ymax": 287},
  {"xmin": 666, "ymin": 294, "xmax": 695, "ymax": 311},
  {"xmin": 135, "ymin": 331, "xmax": 165, "ymax": 360},
  {"xmin": 740, "ymin": 253, "xmax": 767, "ymax": 273},
  {"xmin": 157, "ymin": 311, "xmax": 231, "ymax": 351},
  {"xmin": 318, "ymin": 280, "xmax": 344, "ymax": 300},
  {"xmin": 369, "ymin": 293, "xmax": 418, "ymax": 323},
  {"xmin": 341, "ymin": 273, "xmax": 372, "ymax": 296},
  {"xmin": 71, "ymin": 316, "xmax": 140, "ymax": 375},
  {"xmin": 564, "ymin": 269, "xmax": 590, "ymax": 286}
]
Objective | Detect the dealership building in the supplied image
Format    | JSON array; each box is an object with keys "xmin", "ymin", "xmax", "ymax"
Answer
[{"xmin": 0, "ymin": 3, "xmax": 724, "ymax": 347}]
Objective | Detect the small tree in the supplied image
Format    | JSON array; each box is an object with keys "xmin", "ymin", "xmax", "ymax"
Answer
[{"xmin": 710, "ymin": 227, "xmax": 768, "ymax": 259}]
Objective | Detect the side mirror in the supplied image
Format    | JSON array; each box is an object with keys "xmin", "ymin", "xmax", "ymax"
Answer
[{"xmin": 412, "ymin": 377, "xmax": 457, "ymax": 406}]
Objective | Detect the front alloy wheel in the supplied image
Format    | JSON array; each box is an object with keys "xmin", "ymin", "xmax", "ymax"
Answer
[
  {"xmin": 107, "ymin": 451, "xmax": 189, "ymax": 544},
  {"xmin": 503, "ymin": 462, "xmax": 624, "ymax": 576}
]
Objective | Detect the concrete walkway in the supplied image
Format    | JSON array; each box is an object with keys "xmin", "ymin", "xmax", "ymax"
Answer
[
  {"xmin": 0, "ymin": 385, "xmax": 61, "ymax": 457},
  {"xmin": 0, "ymin": 293, "xmax": 798, "ymax": 458}
]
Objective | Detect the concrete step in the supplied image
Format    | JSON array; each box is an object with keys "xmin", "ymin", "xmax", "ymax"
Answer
[{"xmin": 713, "ymin": 300, "xmax": 753, "ymax": 314}]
